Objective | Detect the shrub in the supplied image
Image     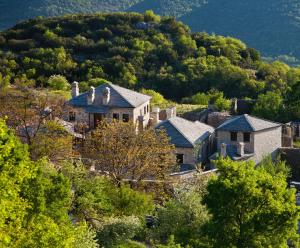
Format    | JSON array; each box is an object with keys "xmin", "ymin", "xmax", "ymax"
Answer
[{"xmin": 48, "ymin": 75, "xmax": 70, "ymax": 90}]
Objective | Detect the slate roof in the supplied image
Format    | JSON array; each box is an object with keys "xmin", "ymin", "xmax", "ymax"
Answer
[
  {"xmin": 155, "ymin": 116, "xmax": 214, "ymax": 148},
  {"xmin": 69, "ymin": 83, "xmax": 151, "ymax": 110},
  {"xmin": 217, "ymin": 114, "xmax": 282, "ymax": 132}
]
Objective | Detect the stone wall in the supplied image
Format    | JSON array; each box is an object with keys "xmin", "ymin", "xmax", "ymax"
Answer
[
  {"xmin": 64, "ymin": 100, "xmax": 151, "ymax": 129},
  {"xmin": 217, "ymin": 126, "xmax": 282, "ymax": 164},
  {"xmin": 207, "ymin": 112, "xmax": 232, "ymax": 128},
  {"xmin": 280, "ymin": 148, "xmax": 300, "ymax": 181},
  {"xmin": 216, "ymin": 130, "xmax": 255, "ymax": 154},
  {"xmin": 253, "ymin": 127, "xmax": 282, "ymax": 164},
  {"xmin": 175, "ymin": 147, "xmax": 197, "ymax": 165}
]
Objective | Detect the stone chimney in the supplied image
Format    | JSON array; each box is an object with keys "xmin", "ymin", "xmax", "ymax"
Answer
[
  {"xmin": 221, "ymin": 143, "xmax": 227, "ymax": 158},
  {"xmin": 138, "ymin": 115, "xmax": 144, "ymax": 132},
  {"xmin": 102, "ymin": 87, "xmax": 110, "ymax": 105},
  {"xmin": 151, "ymin": 107, "xmax": 160, "ymax": 126},
  {"xmin": 71, "ymin": 81, "xmax": 79, "ymax": 98},
  {"xmin": 285, "ymin": 126, "xmax": 292, "ymax": 137},
  {"xmin": 87, "ymin": 86, "xmax": 95, "ymax": 105},
  {"xmin": 232, "ymin": 98, "xmax": 238, "ymax": 114},
  {"xmin": 237, "ymin": 142, "xmax": 245, "ymax": 157},
  {"xmin": 166, "ymin": 107, "xmax": 176, "ymax": 119}
]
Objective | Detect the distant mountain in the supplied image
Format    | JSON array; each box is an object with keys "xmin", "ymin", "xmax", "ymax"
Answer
[
  {"xmin": 181, "ymin": 0, "xmax": 300, "ymax": 60},
  {"xmin": 1, "ymin": 0, "xmax": 300, "ymax": 59}
]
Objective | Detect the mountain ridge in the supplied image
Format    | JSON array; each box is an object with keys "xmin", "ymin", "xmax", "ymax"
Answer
[{"xmin": 1, "ymin": 0, "xmax": 300, "ymax": 60}]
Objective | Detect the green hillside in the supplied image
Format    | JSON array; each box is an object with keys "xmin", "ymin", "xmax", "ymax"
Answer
[
  {"xmin": 181, "ymin": 0, "xmax": 300, "ymax": 61},
  {"xmin": 0, "ymin": 0, "xmax": 141, "ymax": 30},
  {"xmin": 1, "ymin": 12, "xmax": 300, "ymax": 108},
  {"xmin": 2, "ymin": 0, "xmax": 300, "ymax": 61}
]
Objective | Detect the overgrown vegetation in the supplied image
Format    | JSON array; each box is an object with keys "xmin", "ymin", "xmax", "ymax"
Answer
[
  {"xmin": 0, "ymin": 110, "xmax": 299, "ymax": 247},
  {"xmin": 0, "ymin": 12, "xmax": 293, "ymax": 102}
]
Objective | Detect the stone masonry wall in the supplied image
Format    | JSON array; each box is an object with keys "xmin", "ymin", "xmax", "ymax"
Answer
[
  {"xmin": 253, "ymin": 126, "xmax": 282, "ymax": 164},
  {"xmin": 217, "ymin": 130, "xmax": 254, "ymax": 153},
  {"xmin": 280, "ymin": 148, "xmax": 300, "ymax": 181}
]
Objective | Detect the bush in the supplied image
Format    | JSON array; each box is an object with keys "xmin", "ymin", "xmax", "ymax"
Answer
[
  {"xmin": 214, "ymin": 97, "xmax": 231, "ymax": 111},
  {"xmin": 190, "ymin": 92, "xmax": 209, "ymax": 105},
  {"xmin": 141, "ymin": 89, "xmax": 167, "ymax": 106},
  {"xmin": 48, "ymin": 75, "xmax": 70, "ymax": 90},
  {"xmin": 96, "ymin": 216, "xmax": 142, "ymax": 247}
]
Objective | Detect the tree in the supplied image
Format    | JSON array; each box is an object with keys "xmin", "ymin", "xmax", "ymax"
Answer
[
  {"xmin": 0, "ymin": 118, "xmax": 34, "ymax": 246},
  {"xmin": 0, "ymin": 119, "xmax": 80, "ymax": 247},
  {"xmin": 0, "ymin": 87, "xmax": 67, "ymax": 145},
  {"xmin": 152, "ymin": 183, "xmax": 209, "ymax": 247},
  {"xmin": 30, "ymin": 120, "xmax": 74, "ymax": 162},
  {"xmin": 252, "ymin": 91, "xmax": 283, "ymax": 121},
  {"xmin": 203, "ymin": 158, "xmax": 299, "ymax": 248},
  {"xmin": 141, "ymin": 89, "xmax": 167, "ymax": 106},
  {"xmin": 286, "ymin": 81, "xmax": 300, "ymax": 120},
  {"xmin": 61, "ymin": 161, "xmax": 154, "ymax": 224},
  {"xmin": 81, "ymin": 120, "xmax": 176, "ymax": 188}
]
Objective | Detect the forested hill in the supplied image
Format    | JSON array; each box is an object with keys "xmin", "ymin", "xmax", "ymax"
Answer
[
  {"xmin": 1, "ymin": 0, "xmax": 300, "ymax": 61},
  {"xmin": 1, "ymin": 11, "xmax": 300, "ymax": 108}
]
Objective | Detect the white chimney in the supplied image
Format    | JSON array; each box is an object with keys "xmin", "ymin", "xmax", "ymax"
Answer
[
  {"xmin": 166, "ymin": 107, "xmax": 176, "ymax": 119},
  {"xmin": 221, "ymin": 143, "xmax": 227, "ymax": 158},
  {"xmin": 71, "ymin": 81, "xmax": 79, "ymax": 98},
  {"xmin": 237, "ymin": 142, "xmax": 245, "ymax": 157},
  {"xmin": 87, "ymin": 86, "xmax": 95, "ymax": 105},
  {"xmin": 151, "ymin": 107, "xmax": 160, "ymax": 125},
  {"xmin": 102, "ymin": 87, "xmax": 110, "ymax": 105}
]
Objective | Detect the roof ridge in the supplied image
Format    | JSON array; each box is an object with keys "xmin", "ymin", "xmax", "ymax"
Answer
[
  {"xmin": 195, "ymin": 120, "xmax": 214, "ymax": 130},
  {"xmin": 244, "ymin": 114, "xmax": 255, "ymax": 132},
  {"xmin": 246, "ymin": 114, "xmax": 282, "ymax": 126},
  {"xmin": 169, "ymin": 117, "xmax": 197, "ymax": 147},
  {"xmin": 107, "ymin": 83, "xmax": 135, "ymax": 108},
  {"xmin": 109, "ymin": 83, "xmax": 151, "ymax": 107},
  {"xmin": 216, "ymin": 115, "xmax": 242, "ymax": 130}
]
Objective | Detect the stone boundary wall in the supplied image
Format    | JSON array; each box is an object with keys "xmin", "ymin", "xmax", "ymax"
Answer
[{"xmin": 280, "ymin": 148, "xmax": 300, "ymax": 181}]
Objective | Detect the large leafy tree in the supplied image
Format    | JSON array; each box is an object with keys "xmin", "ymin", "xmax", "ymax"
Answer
[
  {"xmin": 81, "ymin": 120, "xmax": 176, "ymax": 189},
  {"xmin": 0, "ymin": 119, "xmax": 98, "ymax": 247},
  {"xmin": 203, "ymin": 158, "xmax": 299, "ymax": 248},
  {"xmin": 152, "ymin": 182, "xmax": 210, "ymax": 247},
  {"xmin": 252, "ymin": 91, "xmax": 284, "ymax": 121},
  {"xmin": 62, "ymin": 161, "xmax": 154, "ymax": 224}
]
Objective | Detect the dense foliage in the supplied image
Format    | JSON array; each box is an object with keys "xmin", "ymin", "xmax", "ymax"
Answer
[
  {"xmin": 2, "ymin": 1, "xmax": 300, "ymax": 61},
  {"xmin": 2, "ymin": 12, "xmax": 300, "ymax": 106},
  {"xmin": 0, "ymin": 119, "xmax": 98, "ymax": 247},
  {"xmin": 203, "ymin": 158, "xmax": 299, "ymax": 248},
  {"xmin": 0, "ymin": 117, "xmax": 299, "ymax": 247}
]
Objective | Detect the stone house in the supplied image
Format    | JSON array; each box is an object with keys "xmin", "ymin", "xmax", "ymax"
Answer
[
  {"xmin": 215, "ymin": 114, "xmax": 282, "ymax": 164},
  {"xmin": 66, "ymin": 82, "xmax": 152, "ymax": 130},
  {"xmin": 155, "ymin": 116, "xmax": 215, "ymax": 170}
]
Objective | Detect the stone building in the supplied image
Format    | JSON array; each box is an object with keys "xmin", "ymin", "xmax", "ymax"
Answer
[
  {"xmin": 215, "ymin": 114, "xmax": 282, "ymax": 164},
  {"xmin": 66, "ymin": 82, "xmax": 152, "ymax": 130},
  {"xmin": 155, "ymin": 116, "xmax": 215, "ymax": 170}
]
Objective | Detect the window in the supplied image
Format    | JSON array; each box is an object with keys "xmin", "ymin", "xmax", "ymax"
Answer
[
  {"xmin": 69, "ymin": 112, "xmax": 76, "ymax": 122},
  {"xmin": 244, "ymin": 132, "xmax": 251, "ymax": 142},
  {"xmin": 176, "ymin": 154, "xmax": 184, "ymax": 164},
  {"xmin": 231, "ymin": 132, "xmax": 237, "ymax": 141},
  {"xmin": 113, "ymin": 113, "xmax": 119, "ymax": 120},
  {"xmin": 147, "ymin": 105, "xmax": 149, "ymax": 113},
  {"xmin": 122, "ymin": 114, "xmax": 129, "ymax": 122},
  {"xmin": 144, "ymin": 106, "xmax": 147, "ymax": 115}
]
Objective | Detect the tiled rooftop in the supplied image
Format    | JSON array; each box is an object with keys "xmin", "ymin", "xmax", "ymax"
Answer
[
  {"xmin": 156, "ymin": 116, "xmax": 214, "ymax": 148},
  {"xmin": 217, "ymin": 114, "xmax": 282, "ymax": 132},
  {"xmin": 69, "ymin": 83, "xmax": 151, "ymax": 109}
]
